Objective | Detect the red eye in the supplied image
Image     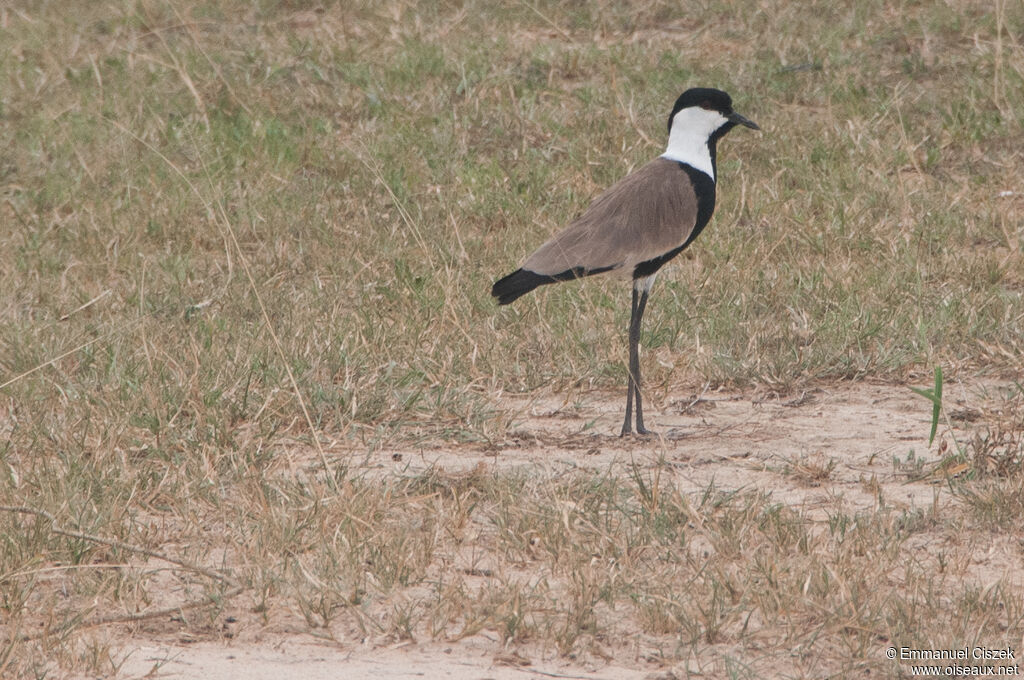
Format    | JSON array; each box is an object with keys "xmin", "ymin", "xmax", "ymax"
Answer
[{"xmin": 699, "ymin": 101, "xmax": 714, "ymax": 110}]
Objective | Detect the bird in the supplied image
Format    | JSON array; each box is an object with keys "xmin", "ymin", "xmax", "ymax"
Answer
[{"xmin": 491, "ymin": 87, "xmax": 759, "ymax": 437}]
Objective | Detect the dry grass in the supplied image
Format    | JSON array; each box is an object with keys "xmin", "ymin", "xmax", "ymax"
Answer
[{"xmin": 1, "ymin": 0, "xmax": 1024, "ymax": 677}]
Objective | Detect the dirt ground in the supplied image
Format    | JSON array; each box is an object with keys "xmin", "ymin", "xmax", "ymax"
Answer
[{"xmin": 115, "ymin": 379, "xmax": 1020, "ymax": 680}]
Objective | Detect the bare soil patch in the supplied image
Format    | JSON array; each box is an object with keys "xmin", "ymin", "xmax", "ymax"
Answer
[
  {"xmin": 113, "ymin": 379, "xmax": 1024, "ymax": 680},
  {"xmin": 372, "ymin": 380, "xmax": 981, "ymax": 513}
]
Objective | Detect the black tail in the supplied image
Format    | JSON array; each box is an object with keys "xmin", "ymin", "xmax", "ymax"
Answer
[
  {"xmin": 491, "ymin": 269, "xmax": 552, "ymax": 305},
  {"xmin": 492, "ymin": 266, "xmax": 617, "ymax": 305}
]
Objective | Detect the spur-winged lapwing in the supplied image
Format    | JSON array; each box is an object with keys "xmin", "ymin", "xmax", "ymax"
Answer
[{"xmin": 491, "ymin": 87, "xmax": 759, "ymax": 436}]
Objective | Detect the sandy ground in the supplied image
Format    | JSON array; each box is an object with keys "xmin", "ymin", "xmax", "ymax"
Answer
[
  {"xmin": 119, "ymin": 638, "xmax": 654, "ymax": 680},
  {"xmin": 115, "ymin": 379, "xmax": 1015, "ymax": 680},
  {"xmin": 376, "ymin": 379, "xmax": 984, "ymax": 513}
]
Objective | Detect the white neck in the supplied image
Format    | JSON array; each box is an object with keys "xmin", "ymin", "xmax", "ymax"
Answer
[{"xmin": 660, "ymin": 107, "xmax": 728, "ymax": 181}]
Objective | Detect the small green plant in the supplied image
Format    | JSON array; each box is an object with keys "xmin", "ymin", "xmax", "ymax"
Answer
[{"xmin": 910, "ymin": 366, "xmax": 944, "ymax": 446}]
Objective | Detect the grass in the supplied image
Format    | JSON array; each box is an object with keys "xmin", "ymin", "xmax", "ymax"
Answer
[{"xmin": 1, "ymin": 0, "xmax": 1023, "ymax": 677}]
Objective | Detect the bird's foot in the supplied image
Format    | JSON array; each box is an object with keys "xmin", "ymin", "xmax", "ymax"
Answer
[{"xmin": 620, "ymin": 424, "xmax": 657, "ymax": 438}]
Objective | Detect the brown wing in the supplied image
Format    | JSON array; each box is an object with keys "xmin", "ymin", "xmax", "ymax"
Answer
[{"xmin": 522, "ymin": 157, "xmax": 699, "ymax": 278}]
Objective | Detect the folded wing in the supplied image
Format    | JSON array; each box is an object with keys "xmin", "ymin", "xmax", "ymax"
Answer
[
  {"xmin": 523, "ymin": 157, "xmax": 700, "ymax": 279},
  {"xmin": 491, "ymin": 158, "xmax": 702, "ymax": 305}
]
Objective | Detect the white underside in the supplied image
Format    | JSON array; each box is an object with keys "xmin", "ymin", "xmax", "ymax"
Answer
[
  {"xmin": 659, "ymin": 107, "xmax": 728, "ymax": 181},
  {"xmin": 634, "ymin": 273, "xmax": 657, "ymax": 293}
]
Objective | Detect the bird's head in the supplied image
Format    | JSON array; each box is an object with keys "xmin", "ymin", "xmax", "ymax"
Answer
[{"xmin": 666, "ymin": 88, "xmax": 759, "ymax": 140}]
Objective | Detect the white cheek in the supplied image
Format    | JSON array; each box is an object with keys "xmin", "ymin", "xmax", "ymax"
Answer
[{"xmin": 673, "ymin": 108, "xmax": 727, "ymax": 132}]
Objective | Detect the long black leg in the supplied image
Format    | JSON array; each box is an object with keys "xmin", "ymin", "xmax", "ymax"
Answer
[
  {"xmin": 632, "ymin": 288, "xmax": 652, "ymax": 435},
  {"xmin": 620, "ymin": 288, "xmax": 639, "ymax": 436}
]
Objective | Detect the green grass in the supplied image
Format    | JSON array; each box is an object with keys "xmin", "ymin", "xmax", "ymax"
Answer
[{"xmin": 1, "ymin": 0, "xmax": 1024, "ymax": 676}]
